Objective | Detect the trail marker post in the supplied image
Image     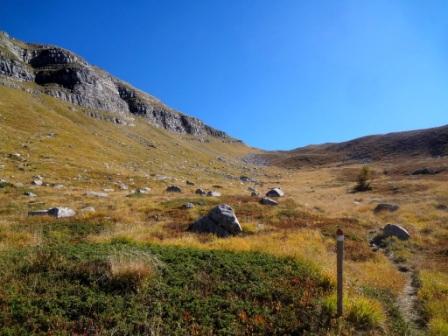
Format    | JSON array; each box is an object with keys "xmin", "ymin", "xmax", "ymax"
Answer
[{"xmin": 336, "ymin": 228, "xmax": 344, "ymax": 317}]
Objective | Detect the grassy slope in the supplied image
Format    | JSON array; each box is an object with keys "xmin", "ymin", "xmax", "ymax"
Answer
[{"xmin": 1, "ymin": 84, "xmax": 447, "ymax": 334}]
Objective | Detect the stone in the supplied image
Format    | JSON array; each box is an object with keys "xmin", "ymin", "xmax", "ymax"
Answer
[
  {"xmin": 251, "ymin": 191, "xmax": 260, "ymax": 197},
  {"xmin": 182, "ymin": 202, "xmax": 195, "ymax": 209},
  {"xmin": 240, "ymin": 176, "xmax": 256, "ymax": 183},
  {"xmin": 0, "ymin": 179, "xmax": 11, "ymax": 188},
  {"xmin": 412, "ymin": 168, "xmax": 439, "ymax": 175},
  {"xmin": 195, "ymin": 188, "xmax": 207, "ymax": 195},
  {"xmin": 85, "ymin": 191, "xmax": 108, "ymax": 198},
  {"xmin": 260, "ymin": 197, "xmax": 279, "ymax": 206},
  {"xmin": 166, "ymin": 185, "xmax": 182, "ymax": 192},
  {"xmin": 188, "ymin": 204, "xmax": 242, "ymax": 237},
  {"xmin": 136, "ymin": 187, "xmax": 151, "ymax": 194},
  {"xmin": 48, "ymin": 207, "xmax": 76, "ymax": 218},
  {"xmin": 383, "ymin": 224, "xmax": 410, "ymax": 240},
  {"xmin": 24, "ymin": 191, "xmax": 36, "ymax": 197},
  {"xmin": 32, "ymin": 179, "xmax": 43, "ymax": 186},
  {"xmin": 80, "ymin": 206, "xmax": 96, "ymax": 213},
  {"xmin": 117, "ymin": 182, "xmax": 128, "ymax": 190},
  {"xmin": 207, "ymin": 191, "xmax": 221, "ymax": 197},
  {"xmin": 28, "ymin": 210, "xmax": 49, "ymax": 216},
  {"xmin": 186, "ymin": 180, "xmax": 195, "ymax": 186},
  {"xmin": 266, "ymin": 188, "xmax": 284, "ymax": 197},
  {"xmin": 374, "ymin": 203, "xmax": 400, "ymax": 213}
]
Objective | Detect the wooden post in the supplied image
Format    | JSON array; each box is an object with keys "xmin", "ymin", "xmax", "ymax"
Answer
[{"xmin": 336, "ymin": 228, "xmax": 344, "ymax": 317}]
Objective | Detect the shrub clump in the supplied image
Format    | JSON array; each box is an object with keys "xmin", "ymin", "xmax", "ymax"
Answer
[{"xmin": 353, "ymin": 166, "xmax": 373, "ymax": 192}]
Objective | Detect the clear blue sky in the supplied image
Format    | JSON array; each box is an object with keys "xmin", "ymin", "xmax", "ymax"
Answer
[{"xmin": 1, "ymin": 0, "xmax": 448, "ymax": 150}]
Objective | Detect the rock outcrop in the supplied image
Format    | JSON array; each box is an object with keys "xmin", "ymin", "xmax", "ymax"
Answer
[{"xmin": 0, "ymin": 31, "xmax": 230, "ymax": 139}]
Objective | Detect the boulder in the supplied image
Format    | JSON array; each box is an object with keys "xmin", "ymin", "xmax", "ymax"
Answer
[
  {"xmin": 166, "ymin": 185, "xmax": 182, "ymax": 192},
  {"xmin": 260, "ymin": 197, "xmax": 278, "ymax": 206},
  {"xmin": 374, "ymin": 203, "xmax": 399, "ymax": 213},
  {"xmin": 188, "ymin": 204, "xmax": 242, "ymax": 237},
  {"xmin": 266, "ymin": 188, "xmax": 284, "ymax": 197},
  {"xmin": 85, "ymin": 191, "xmax": 108, "ymax": 198},
  {"xmin": 195, "ymin": 188, "xmax": 207, "ymax": 195},
  {"xmin": 383, "ymin": 224, "xmax": 410, "ymax": 240},
  {"xmin": 48, "ymin": 207, "xmax": 76, "ymax": 218},
  {"xmin": 207, "ymin": 191, "xmax": 221, "ymax": 197}
]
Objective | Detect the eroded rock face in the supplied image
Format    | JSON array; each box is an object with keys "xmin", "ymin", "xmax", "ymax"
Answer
[
  {"xmin": 0, "ymin": 32, "xmax": 231, "ymax": 139},
  {"xmin": 188, "ymin": 204, "xmax": 242, "ymax": 237}
]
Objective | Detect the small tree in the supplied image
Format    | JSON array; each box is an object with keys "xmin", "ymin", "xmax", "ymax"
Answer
[{"xmin": 354, "ymin": 166, "xmax": 373, "ymax": 192}]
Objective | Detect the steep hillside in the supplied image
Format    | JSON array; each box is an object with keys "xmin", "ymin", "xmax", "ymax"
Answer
[
  {"xmin": 0, "ymin": 31, "xmax": 228, "ymax": 138},
  {"xmin": 253, "ymin": 124, "xmax": 448, "ymax": 167},
  {"xmin": 0, "ymin": 85, "xmax": 257, "ymax": 186}
]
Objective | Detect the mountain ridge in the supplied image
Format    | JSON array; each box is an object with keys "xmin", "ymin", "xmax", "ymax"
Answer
[
  {"xmin": 252, "ymin": 123, "xmax": 448, "ymax": 167},
  {"xmin": 0, "ymin": 31, "xmax": 231, "ymax": 140}
]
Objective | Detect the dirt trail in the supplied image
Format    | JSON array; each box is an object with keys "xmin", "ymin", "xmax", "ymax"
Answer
[{"xmin": 395, "ymin": 265, "xmax": 422, "ymax": 331}]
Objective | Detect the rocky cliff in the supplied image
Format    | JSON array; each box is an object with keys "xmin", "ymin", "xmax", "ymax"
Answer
[{"xmin": 0, "ymin": 32, "xmax": 228, "ymax": 139}]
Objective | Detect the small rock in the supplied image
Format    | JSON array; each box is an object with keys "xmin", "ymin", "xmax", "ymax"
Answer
[
  {"xmin": 188, "ymin": 204, "xmax": 242, "ymax": 237},
  {"xmin": 207, "ymin": 191, "xmax": 221, "ymax": 197},
  {"xmin": 28, "ymin": 210, "xmax": 49, "ymax": 216},
  {"xmin": 8, "ymin": 153, "xmax": 22, "ymax": 160},
  {"xmin": 103, "ymin": 188, "xmax": 114, "ymax": 192},
  {"xmin": 117, "ymin": 182, "xmax": 128, "ymax": 190},
  {"xmin": 383, "ymin": 224, "xmax": 410, "ymax": 240},
  {"xmin": 85, "ymin": 191, "xmax": 108, "ymax": 198},
  {"xmin": 48, "ymin": 207, "xmax": 76, "ymax": 218},
  {"xmin": 32, "ymin": 179, "xmax": 43, "ymax": 186},
  {"xmin": 166, "ymin": 185, "xmax": 182, "ymax": 193},
  {"xmin": 183, "ymin": 202, "xmax": 195, "ymax": 209},
  {"xmin": 0, "ymin": 179, "xmax": 12, "ymax": 188},
  {"xmin": 374, "ymin": 203, "xmax": 399, "ymax": 213},
  {"xmin": 136, "ymin": 187, "xmax": 151, "ymax": 194},
  {"xmin": 435, "ymin": 204, "xmax": 448, "ymax": 211},
  {"xmin": 53, "ymin": 184, "xmax": 64, "ymax": 189},
  {"xmin": 186, "ymin": 180, "xmax": 195, "ymax": 186},
  {"xmin": 24, "ymin": 191, "xmax": 36, "ymax": 197},
  {"xmin": 195, "ymin": 188, "xmax": 207, "ymax": 195},
  {"xmin": 248, "ymin": 187, "xmax": 257, "ymax": 192},
  {"xmin": 251, "ymin": 191, "xmax": 260, "ymax": 197},
  {"xmin": 260, "ymin": 197, "xmax": 278, "ymax": 206},
  {"xmin": 266, "ymin": 188, "xmax": 284, "ymax": 197},
  {"xmin": 240, "ymin": 176, "xmax": 256, "ymax": 183},
  {"xmin": 80, "ymin": 206, "xmax": 96, "ymax": 213},
  {"xmin": 412, "ymin": 168, "xmax": 439, "ymax": 175}
]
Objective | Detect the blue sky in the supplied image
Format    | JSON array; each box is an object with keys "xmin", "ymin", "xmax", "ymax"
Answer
[{"xmin": 1, "ymin": 1, "xmax": 448, "ymax": 150}]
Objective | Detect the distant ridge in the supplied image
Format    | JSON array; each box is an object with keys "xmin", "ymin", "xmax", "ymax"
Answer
[
  {"xmin": 253, "ymin": 124, "xmax": 448, "ymax": 167},
  {"xmin": 0, "ymin": 31, "xmax": 230, "ymax": 139}
]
